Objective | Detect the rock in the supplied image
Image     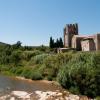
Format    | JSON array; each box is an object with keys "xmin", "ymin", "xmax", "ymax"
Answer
[
  {"xmin": 56, "ymin": 93, "xmax": 63, "ymax": 96},
  {"xmin": 0, "ymin": 95, "xmax": 10, "ymax": 100},
  {"xmin": 59, "ymin": 97, "xmax": 64, "ymax": 100},
  {"xmin": 56, "ymin": 90, "xmax": 60, "ymax": 92},
  {"xmin": 12, "ymin": 91, "xmax": 28, "ymax": 96},
  {"xmin": 68, "ymin": 94, "xmax": 79, "ymax": 100},
  {"xmin": 35, "ymin": 90, "xmax": 59, "ymax": 100},
  {"xmin": 64, "ymin": 90, "xmax": 69, "ymax": 94},
  {"xmin": 10, "ymin": 97, "xmax": 15, "ymax": 100},
  {"xmin": 11, "ymin": 91, "xmax": 31, "ymax": 99}
]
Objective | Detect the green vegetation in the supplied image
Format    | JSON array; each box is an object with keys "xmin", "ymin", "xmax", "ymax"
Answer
[
  {"xmin": 49, "ymin": 37, "xmax": 63, "ymax": 48},
  {"xmin": 0, "ymin": 41, "xmax": 100, "ymax": 98},
  {"xmin": 57, "ymin": 52, "xmax": 100, "ymax": 98}
]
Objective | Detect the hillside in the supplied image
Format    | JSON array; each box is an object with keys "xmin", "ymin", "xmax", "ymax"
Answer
[{"xmin": 0, "ymin": 42, "xmax": 9, "ymax": 45}]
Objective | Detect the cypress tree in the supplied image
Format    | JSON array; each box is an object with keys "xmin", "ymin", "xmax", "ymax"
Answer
[
  {"xmin": 49, "ymin": 37, "xmax": 54, "ymax": 48},
  {"xmin": 49, "ymin": 37, "xmax": 63, "ymax": 48},
  {"xmin": 56, "ymin": 38, "xmax": 59, "ymax": 48},
  {"xmin": 59, "ymin": 37, "xmax": 63, "ymax": 48}
]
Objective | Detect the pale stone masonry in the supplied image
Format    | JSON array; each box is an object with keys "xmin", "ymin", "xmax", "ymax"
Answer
[{"xmin": 63, "ymin": 23, "xmax": 100, "ymax": 51}]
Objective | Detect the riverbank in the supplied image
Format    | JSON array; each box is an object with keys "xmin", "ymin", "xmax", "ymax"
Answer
[
  {"xmin": 0, "ymin": 90, "xmax": 91, "ymax": 100},
  {"xmin": 16, "ymin": 76, "xmax": 60, "ymax": 87},
  {"xmin": 0, "ymin": 75, "xmax": 94, "ymax": 100},
  {"xmin": 10, "ymin": 76, "xmax": 94, "ymax": 100}
]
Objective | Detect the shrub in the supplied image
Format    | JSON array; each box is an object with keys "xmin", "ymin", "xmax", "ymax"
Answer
[
  {"xmin": 10, "ymin": 50, "xmax": 22, "ymax": 66},
  {"xmin": 32, "ymin": 54, "xmax": 49, "ymax": 64},
  {"xmin": 31, "ymin": 71, "xmax": 43, "ymax": 80},
  {"xmin": 47, "ymin": 75, "xmax": 53, "ymax": 81},
  {"xmin": 22, "ymin": 50, "xmax": 43, "ymax": 61},
  {"xmin": 14, "ymin": 67, "xmax": 24, "ymax": 75},
  {"xmin": 57, "ymin": 52, "xmax": 100, "ymax": 98},
  {"xmin": 43, "ymin": 53, "xmax": 73, "ymax": 78},
  {"xmin": 69, "ymin": 86, "xmax": 80, "ymax": 95},
  {"xmin": 21, "ymin": 67, "xmax": 33, "ymax": 79}
]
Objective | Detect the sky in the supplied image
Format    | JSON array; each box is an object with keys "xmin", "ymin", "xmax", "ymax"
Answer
[{"xmin": 0, "ymin": 0, "xmax": 100, "ymax": 46}]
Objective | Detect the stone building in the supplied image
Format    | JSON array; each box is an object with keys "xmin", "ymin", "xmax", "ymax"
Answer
[
  {"xmin": 64, "ymin": 23, "xmax": 78, "ymax": 48},
  {"xmin": 81, "ymin": 38, "xmax": 96, "ymax": 51},
  {"xmin": 63, "ymin": 23, "xmax": 100, "ymax": 51}
]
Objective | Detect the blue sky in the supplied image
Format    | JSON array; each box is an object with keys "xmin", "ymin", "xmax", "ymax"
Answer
[{"xmin": 0, "ymin": 0, "xmax": 100, "ymax": 46}]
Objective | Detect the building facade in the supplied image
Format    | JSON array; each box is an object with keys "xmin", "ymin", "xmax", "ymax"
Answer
[
  {"xmin": 64, "ymin": 23, "xmax": 78, "ymax": 48},
  {"xmin": 63, "ymin": 23, "xmax": 100, "ymax": 51}
]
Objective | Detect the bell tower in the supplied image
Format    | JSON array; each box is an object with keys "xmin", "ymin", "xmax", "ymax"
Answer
[{"xmin": 64, "ymin": 23, "xmax": 78, "ymax": 48}]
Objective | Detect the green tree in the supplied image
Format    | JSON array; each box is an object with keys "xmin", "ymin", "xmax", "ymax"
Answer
[
  {"xmin": 49, "ymin": 37, "xmax": 54, "ymax": 48},
  {"xmin": 59, "ymin": 37, "xmax": 63, "ymax": 48},
  {"xmin": 56, "ymin": 38, "xmax": 59, "ymax": 48},
  {"xmin": 54, "ymin": 37, "xmax": 63, "ymax": 48},
  {"xmin": 12, "ymin": 41, "xmax": 22, "ymax": 49}
]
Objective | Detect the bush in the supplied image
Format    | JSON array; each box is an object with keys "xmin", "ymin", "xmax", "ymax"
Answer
[
  {"xmin": 22, "ymin": 50, "xmax": 43, "ymax": 61},
  {"xmin": 69, "ymin": 86, "xmax": 80, "ymax": 95},
  {"xmin": 57, "ymin": 52, "xmax": 100, "ymax": 98},
  {"xmin": 32, "ymin": 54, "xmax": 49, "ymax": 64},
  {"xmin": 43, "ymin": 53, "xmax": 73, "ymax": 78},
  {"xmin": 14, "ymin": 67, "xmax": 24, "ymax": 75},
  {"xmin": 10, "ymin": 50, "xmax": 22, "ymax": 66},
  {"xmin": 47, "ymin": 75, "xmax": 53, "ymax": 81},
  {"xmin": 21, "ymin": 67, "xmax": 33, "ymax": 79},
  {"xmin": 31, "ymin": 71, "xmax": 43, "ymax": 80}
]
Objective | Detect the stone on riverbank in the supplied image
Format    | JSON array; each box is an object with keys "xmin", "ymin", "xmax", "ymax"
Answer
[{"xmin": 0, "ymin": 91, "xmax": 32, "ymax": 100}]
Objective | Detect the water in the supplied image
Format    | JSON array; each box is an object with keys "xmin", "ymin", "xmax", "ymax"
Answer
[
  {"xmin": 0, "ymin": 74, "xmax": 61, "ymax": 96},
  {"xmin": 0, "ymin": 75, "xmax": 84, "ymax": 100}
]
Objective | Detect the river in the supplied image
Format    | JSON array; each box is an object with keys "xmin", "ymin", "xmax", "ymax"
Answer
[
  {"xmin": 0, "ymin": 74, "xmax": 60, "ymax": 93},
  {"xmin": 0, "ymin": 74, "xmax": 64, "ymax": 99},
  {"xmin": 0, "ymin": 75, "xmax": 90, "ymax": 100}
]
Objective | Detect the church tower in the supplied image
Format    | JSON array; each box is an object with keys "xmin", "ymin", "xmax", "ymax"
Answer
[{"xmin": 64, "ymin": 23, "xmax": 78, "ymax": 48}]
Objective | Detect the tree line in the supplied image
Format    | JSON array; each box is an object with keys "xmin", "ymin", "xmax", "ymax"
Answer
[{"xmin": 49, "ymin": 37, "xmax": 63, "ymax": 48}]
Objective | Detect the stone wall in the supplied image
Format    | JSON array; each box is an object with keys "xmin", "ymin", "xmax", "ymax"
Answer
[
  {"xmin": 72, "ymin": 35, "xmax": 85, "ymax": 51},
  {"xmin": 64, "ymin": 23, "xmax": 78, "ymax": 48},
  {"xmin": 95, "ymin": 34, "xmax": 100, "ymax": 51},
  {"xmin": 81, "ymin": 39, "xmax": 95, "ymax": 51}
]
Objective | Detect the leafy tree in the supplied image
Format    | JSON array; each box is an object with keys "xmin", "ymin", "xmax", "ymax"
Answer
[
  {"xmin": 16, "ymin": 41, "xmax": 22, "ymax": 47},
  {"xmin": 12, "ymin": 41, "xmax": 22, "ymax": 49}
]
